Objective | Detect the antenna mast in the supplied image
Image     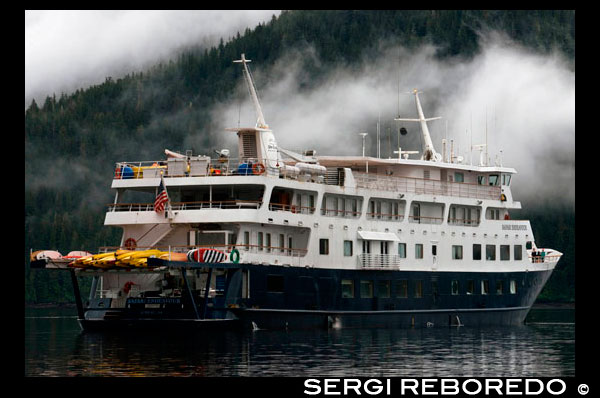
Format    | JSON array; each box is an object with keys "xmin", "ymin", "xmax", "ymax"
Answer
[
  {"xmin": 395, "ymin": 89, "xmax": 442, "ymax": 162},
  {"xmin": 233, "ymin": 53, "xmax": 268, "ymax": 129}
]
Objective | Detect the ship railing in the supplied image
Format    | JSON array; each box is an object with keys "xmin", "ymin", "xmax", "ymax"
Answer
[
  {"xmin": 113, "ymin": 158, "xmax": 306, "ymax": 181},
  {"xmin": 98, "ymin": 244, "xmax": 308, "ymax": 259},
  {"xmin": 320, "ymin": 208, "xmax": 363, "ymax": 218},
  {"xmin": 107, "ymin": 200, "xmax": 263, "ymax": 212},
  {"xmin": 268, "ymin": 202, "xmax": 315, "ymax": 215},
  {"xmin": 407, "ymin": 215, "xmax": 443, "ymax": 225},
  {"xmin": 447, "ymin": 218, "xmax": 481, "ymax": 227},
  {"xmin": 365, "ymin": 212, "xmax": 404, "ymax": 221},
  {"xmin": 527, "ymin": 248, "xmax": 562, "ymax": 264},
  {"xmin": 353, "ymin": 172, "xmax": 501, "ymax": 200},
  {"xmin": 358, "ymin": 253, "xmax": 402, "ymax": 269}
]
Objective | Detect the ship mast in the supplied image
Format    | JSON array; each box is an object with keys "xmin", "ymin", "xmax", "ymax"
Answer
[
  {"xmin": 233, "ymin": 53, "xmax": 268, "ymax": 129},
  {"xmin": 395, "ymin": 89, "xmax": 442, "ymax": 162}
]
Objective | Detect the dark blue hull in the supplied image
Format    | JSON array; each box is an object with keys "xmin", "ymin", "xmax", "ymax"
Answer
[{"xmin": 230, "ymin": 264, "xmax": 554, "ymax": 330}]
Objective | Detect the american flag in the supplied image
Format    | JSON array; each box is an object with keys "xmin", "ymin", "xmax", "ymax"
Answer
[{"xmin": 154, "ymin": 176, "xmax": 169, "ymax": 213}]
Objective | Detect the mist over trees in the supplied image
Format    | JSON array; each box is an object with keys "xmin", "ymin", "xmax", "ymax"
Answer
[{"xmin": 25, "ymin": 10, "xmax": 575, "ymax": 304}]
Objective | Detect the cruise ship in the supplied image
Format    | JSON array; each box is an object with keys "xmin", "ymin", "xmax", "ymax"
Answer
[{"xmin": 30, "ymin": 54, "xmax": 562, "ymax": 331}]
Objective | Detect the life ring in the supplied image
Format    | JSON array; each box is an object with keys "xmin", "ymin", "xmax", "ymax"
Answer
[
  {"xmin": 252, "ymin": 163, "xmax": 266, "ymax": 175},
  {"xmin": 230, "ymin": 248, "xmax": 240, "ymax": 264},
  {"xmin": 124, "ymin": 238, "xmax": 137, "ymax": 249}
]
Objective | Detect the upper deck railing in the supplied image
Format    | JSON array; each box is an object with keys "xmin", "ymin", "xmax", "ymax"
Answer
[
  {"xmin": 114, "ymin": 158, "xmax": 502, "ymax": 201},
  {"xmin": 353, "ymin": 172, "xmax": 501, "ymax": 200}
]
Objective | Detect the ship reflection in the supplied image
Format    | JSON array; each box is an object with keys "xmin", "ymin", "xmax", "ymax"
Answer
[{"xmin": 65, "ymin": 320, "xmax": 574, "ymax": 377}]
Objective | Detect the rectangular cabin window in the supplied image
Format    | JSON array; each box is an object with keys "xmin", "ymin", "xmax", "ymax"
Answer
[
  {"xmin": 496, "ymin": 280, "xmax": 504, "ymax": 295},
  {"xmin": 514, "ymin": 245, "xmax": 523, "ymax": 260},
  {"xmin": 360, "ymin": 280, "xmax": 373, "ymax": 298},
  {"xmin": 489, "ymin": 174, "xmax": 499, "ymax": 186},
  {"xmin": 415, "ymin": 244, "xmax": 423, "ymax": 259},
  {"xmin": 381, "ymin": 241, "xmax": 389, "ymax": 255},
  {"xmin": 398, "ymin": 243, "xmax": 406, "ymax": 258},
  {"xmin": 343, "ymin": 240, "xmax": 353, "ymax": 257},
  {"xmin": 486, "ymin": 245, "xmax": 496, "ymax": 260},
  {"xmin": 502, "ymin": 174, "xmax": 511, "ymax": 186},
  {"xmin": 478, "ymin": 175, "xmax": 486, "ymax": 185},
  {"xmin": 258, "ymin": 232, "xmax": 264, "ymax": 251},
  {"xmin": 500, "ymin": 245, "xmax": 510, "ymax": 261},
  {"xmin": 288, "ymin": 236, "xmax": 293, "ymax": 255},
  {"xmin": 266, "ymin": 275, "xmax": 284, "ymax": 293},
  {"xmin": 396, "ymin": 280, "xmax": 408, "ymax": 298},
  {"xmin": 510, "ymin": 280, "xmax": 517, "ymax": 294},
  {"xmin": 424, "ymin": 170, "xmax": 430, "ymax": 179},
  {"xmin": 377, "ymin": 280, "xmax": 391, "ymax": 298},
  {"xmin": 414, "ymin": 280, "xmax": 423, "ymax": 298},
  {"xmin": 452, "ymin": 245, "xmax": 463, "ymax": 260},
  {"xmin": 265, "ymin": 233, "xmax": 271, "ymax": 253},
  {"xmin": 363, "ymin": 240, "xmax": 371, "ymax": 254},
  {"xmin": 243, "ymin": 231, "xmax": 250, "ymax": 251},
  {"xmin": 481, "ymin": 280, "xmax": 490, "ymax": 295},
  {"xmin": 279, "ymin": 234, "xmax": 285, "ymax": 253},
  {"xmin": 454, "ymin": 172, "xmax": 464, "ymax": 183},
  {"xmin": 451, "ymin": 280, "xmax": 459, "ymax": 295},
  {"xmin": 466, "ymin": 280, "xmax": 474, "ymax": 295},
  {"xmin": 352, "ymin": 199, "xmax": 358, "ymax": 217},
  {"xmin": 473, "ymin": 244, "xmax": 482, "ymax": 260},
  {"xmin": 341, "ymin": 280, "xmax": 354, "ymax": 298},
  {"xmin": 319, "ymin": 239, "xmax": 329, "ymax": 255}
]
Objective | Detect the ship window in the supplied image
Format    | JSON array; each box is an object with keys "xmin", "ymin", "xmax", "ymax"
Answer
[
  {"xmin": 243, "ymin": 231, "xmax": 250, "ymax": 251},
  {"xmin": 454, "ymin": 172, "xmax": 464, "ymax": 183},
  {"xmin": 451, "ymin": 280, "xmax": 459, "ymax": 295},
  {"xmin": 496, "ymin": 280, "xmax": 504, "ymax": 295},
  {"xmin": 489, "ymin": 174, "xmax": 499, "ymax": 186},
  {"xmin": 510, "ymin": 280, "xmax": 517, "ymax": 294},
  {"xmin": 473, "ymin": 244, "xmax": 482, "ymax": 260},
  {"xmin": 360, "ymin": 280, "xmax": 373, "ymax": 298},
  {"xmin": 319, "ymin": 239, "xmax": 329, "ymax": 255},
  {"xmin": 377, "ymin": 280, "xmax": 391, "ymax": 298},
  {"xmin": 432, "ymin": 245, "xmax": 437, "ymax": 256},
  {"xmin": 415, "ymin": 244, "xmax": 423, "ymax": 259},
  {"xmin": 266, "ymin": 275, "xmax": 284, "ymax": 293},
  {"xmin": 398, "ymin": 243, "xmax": 406, "ymax": 258},
  {"xmin": 500, "ymin": 245, "xmax": 510, "ymax": 260},
  {"xmin": 381, "ymin": 241, "xmax": 389, "ymax": 254},
  {"xmin": 502, "ymin": 174, "xmax": 511, "ymax": 186},
  {"xmin": 481, "ymin": 280, "xmax": 490, "ymax": 295},
  {"xmin": 341, "ymin": 280, "xmax": 354, "ymax": 298},
  {"xmin": 452, "ymin": 245, "xmax": 463, "ymax": 260},
  {"xmin": 363, "ymin": 240, "xmax": 371, "ymax": 254},
  {"xmin": 414, "ymin": 280, "xmax": 423, "ymax": 298},
  {"xmin": 478, "ymin": 175, "xmax": 486, "ymax": 185},
  {"xmin": 265, "ymin": 233, "xmax": 271, "ymax": 252},
  {"xmin": 466, "ymin": 280, "xmax": 474, "ymax": 295},
  {"xmin": 288, "ymin": 236, "xmax": 293, "ymax": 255},
  {"xmin": 258, "ymin": 232, "xmax": 264, "ymax": 251},
  {"xmin": 343, "ymin": 240, "xmax": 353, "ymax": 256},
  {"xmin": 526, "ymin": 241, "xmax": 533, "ymax": 250},
  {"xmin": 514, "ymin": 245, "xmax": 523, "ymax": 260},
  {"xmin": 486, "ymin": 245, "xmax": 496, "ymax": 260},
  {"xmin": 395, "ymin": 280, "xmax": 408, "ymax": 298}
]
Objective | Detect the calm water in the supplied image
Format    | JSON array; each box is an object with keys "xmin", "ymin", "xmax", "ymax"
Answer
[{"xmin": 24, "ymin": 307, "xmax": 574, "ymax": 377}]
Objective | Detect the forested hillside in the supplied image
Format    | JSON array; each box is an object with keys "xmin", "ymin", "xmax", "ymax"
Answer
[{"xmin": 25, "ymin": 10, "xmax": 575, "ymax": 304}]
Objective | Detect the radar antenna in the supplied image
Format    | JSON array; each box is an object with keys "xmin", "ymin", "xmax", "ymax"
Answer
[{"xmin": 395, "ymin": 89, "xmax": 442, "ymax": 162}]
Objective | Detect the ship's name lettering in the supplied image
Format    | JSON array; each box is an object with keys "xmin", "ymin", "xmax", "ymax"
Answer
[{"xmin": 502, "ymin": 224, "xmax": 527, "ymax": 231}]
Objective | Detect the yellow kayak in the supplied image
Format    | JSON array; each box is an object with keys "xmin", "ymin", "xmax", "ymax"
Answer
[{"xmin": 116, "ymin": 249, "xmax": 166, "ymax": 267}]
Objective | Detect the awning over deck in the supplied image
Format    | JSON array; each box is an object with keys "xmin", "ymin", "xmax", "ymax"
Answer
[{"xmin": 357, "ymin": 231, "xmax": 400, "ymax": 241}]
